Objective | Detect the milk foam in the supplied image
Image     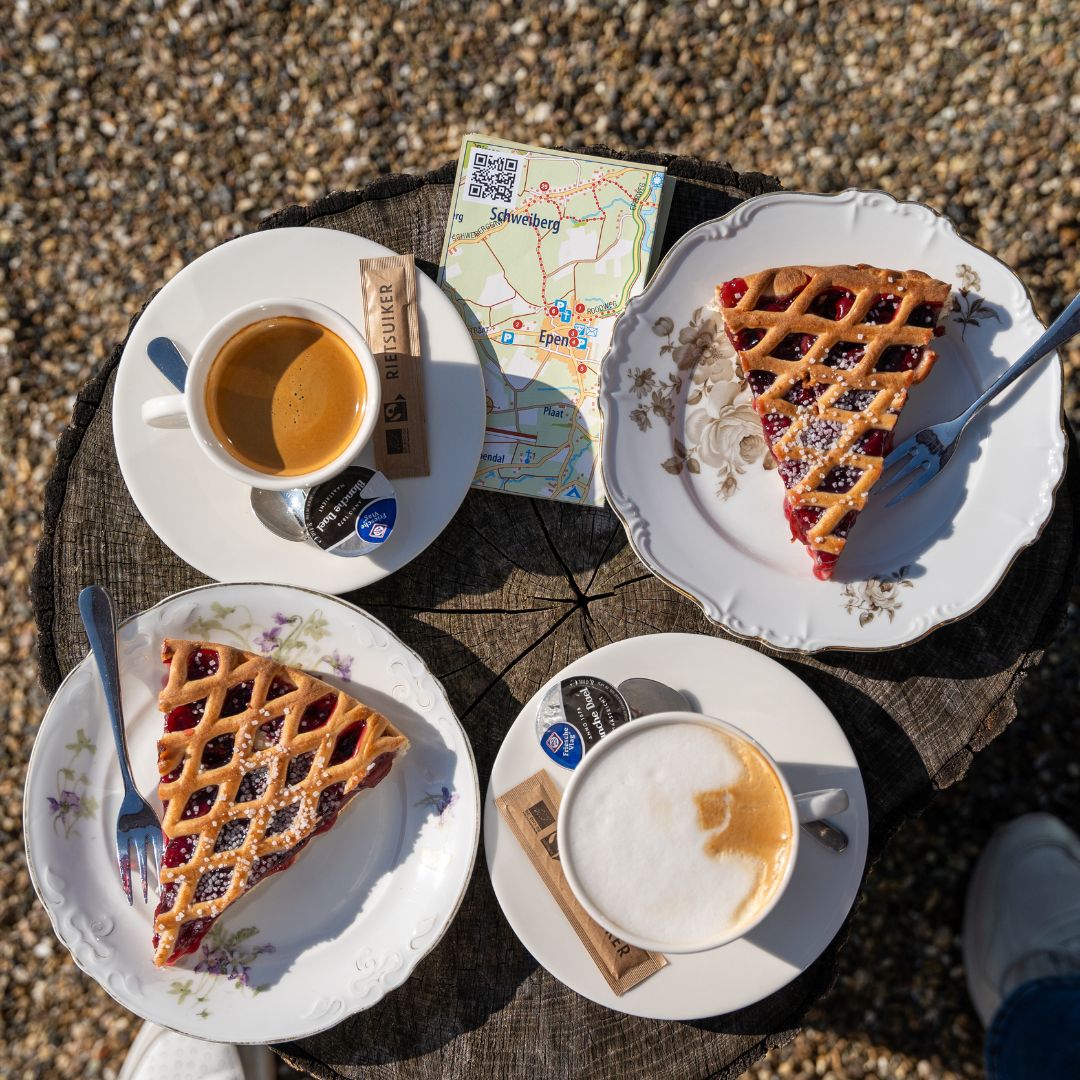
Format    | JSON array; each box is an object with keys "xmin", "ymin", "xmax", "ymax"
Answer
[{"xmin": 565, "ymin": 723, "xmax": 792, "ymax": 947}]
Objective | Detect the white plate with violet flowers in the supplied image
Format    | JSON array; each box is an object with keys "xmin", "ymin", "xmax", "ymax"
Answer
[
  {"xmin": 599, "ymin": 188, "xmax": 1065, "ymax": 652},
  {"xmin": 23, "ymin": 582, "xmax": 479, "ymax": 1043}
]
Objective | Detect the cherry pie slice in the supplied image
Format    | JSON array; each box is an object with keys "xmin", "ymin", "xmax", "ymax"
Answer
[
  {"xmin": 716, "ymin": 264, "xmax": 950, "ymax": 580},
  {"xmin": 152, "ymin": 639, "xmax": 408, "ymax": 967}
]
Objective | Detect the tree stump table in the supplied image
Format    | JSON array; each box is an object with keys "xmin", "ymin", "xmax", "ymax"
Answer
[{"xmin": 32, "ymin": 150, "xmax": 1079, "ymax": 1080}]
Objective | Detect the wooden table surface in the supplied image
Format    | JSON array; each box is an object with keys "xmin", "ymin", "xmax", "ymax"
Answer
[{"xmin": 31, "ymin": 150, "xmax": 1079, "ymax": 1080}]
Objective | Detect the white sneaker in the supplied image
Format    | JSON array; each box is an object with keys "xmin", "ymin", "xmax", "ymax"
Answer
[
  {"xmin": 118, "ymin": 1022, "xmax": 277, "ymax": 1080},
  {"xmin": 963, "ymin": 812, "xmax": 1080, "ymax": 1026}
]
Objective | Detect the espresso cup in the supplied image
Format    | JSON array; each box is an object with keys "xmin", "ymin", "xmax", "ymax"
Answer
[
  {"xmin": 140, "ymin": 298, "xmax": 381, "ymax": 491},
  {"xmin": 557, "ymin": 712, "xmax": 848, "ymax": 954}
]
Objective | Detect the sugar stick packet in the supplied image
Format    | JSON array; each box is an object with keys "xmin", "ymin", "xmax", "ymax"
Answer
[
  {"xmin": 359, "ymin": 253, "xmax": 429, "ymax": 478},
  {"xmin": 495, "ymin": 769, "xmax": 667, "ymax": 994}
]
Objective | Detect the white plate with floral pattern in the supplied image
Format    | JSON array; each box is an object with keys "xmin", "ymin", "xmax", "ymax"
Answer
[
  {"xmin": 23, "ymin": 583, "xmax": 479, "ymax": 1044},
  {"xmin": 599, "ymin": 189, "xmax": 1066, "ymax": 652}
]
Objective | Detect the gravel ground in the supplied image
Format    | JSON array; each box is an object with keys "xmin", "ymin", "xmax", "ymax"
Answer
[{"xmin": 3, "ymin": 2, "xmax": 1078, "ymax": 1077}]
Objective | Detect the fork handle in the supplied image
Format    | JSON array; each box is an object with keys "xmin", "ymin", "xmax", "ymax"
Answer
[
  {"xmin": 960, "ymin": 289, "xmax": 1080, "ymax": 425},
  {"xmin": 78, "ymin": 586, "xmax": 138, "ymax": 793}
]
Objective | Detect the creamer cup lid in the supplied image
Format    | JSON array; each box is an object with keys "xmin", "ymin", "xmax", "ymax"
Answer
[
  {"xmin": 534, "ymin": 675, "xmax": 631, "ymax": 770},
  {"xmin": 302, "ymin": 466, "xmax": 397, "ymax": 557}
]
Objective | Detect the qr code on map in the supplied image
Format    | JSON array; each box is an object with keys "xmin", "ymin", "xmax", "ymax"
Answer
[{"xmin": 463, "ymin": 147, "xmax": 523, "ymax": 206}]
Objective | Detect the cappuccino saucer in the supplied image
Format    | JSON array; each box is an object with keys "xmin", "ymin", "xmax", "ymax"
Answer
[
  {"xmin": 112, "ymin": 227, "xmax": 485, "ymax": 591},
  {"xmin": 484, "ymin": 633, "xmax": 869, "ymax": 1020}
]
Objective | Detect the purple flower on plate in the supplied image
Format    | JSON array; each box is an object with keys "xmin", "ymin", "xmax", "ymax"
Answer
[
  {"xmin": 326, "ymin": 650, "xmax": 353, "ymax": 680},
  {"xmin": 194, "ymin": 929, "xmax": 275, "ymax": 991},
  {"xmin": 273, "ymin": 612, "xmax": 291, "ymax": 626},
  {"xmin": 254, "ymin": 625, "xmax": 282, "ymax": 653},
  {"xmin": 416, "ymin": 786, "xmax": 457, "ymax": 817},
  {"xmin": 47, "ymin": 789, "xmax": 81, "ymax": 818}
]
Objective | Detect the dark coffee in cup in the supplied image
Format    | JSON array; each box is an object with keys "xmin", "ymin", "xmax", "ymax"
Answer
[{"xmin": 205, "ymin": 316, "xmax": 366, "ymax": 477}]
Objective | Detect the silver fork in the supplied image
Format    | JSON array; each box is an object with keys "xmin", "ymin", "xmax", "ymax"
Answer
[
  {"xmin": 879, "ymin": 289, "xmax": 1080, "ymax": 507},
  {"xmin": 79, "ymin": 585, "xmax": 163, "ymax": 904}
]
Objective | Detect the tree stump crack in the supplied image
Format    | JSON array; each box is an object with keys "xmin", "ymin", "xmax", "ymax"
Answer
[
  {"xmin": 530, "ymin": 500, "xmax": 589, "ymax": 605},
  {"xmin": 460, "ymin": 605, "xmax": 579, "ymax": 718},
  {"xmin": 362, "ymin": 602, "xmax": 559, "ymax": 617}
]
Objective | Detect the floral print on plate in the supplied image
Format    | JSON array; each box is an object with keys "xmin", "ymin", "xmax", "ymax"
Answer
[
  {"xmin": 634, "ymin": 307, "xmax": 771, "ymax": 500},
  {"xmin": 185, "ymin": 603, "xmax": 353, "ymax": 678}
]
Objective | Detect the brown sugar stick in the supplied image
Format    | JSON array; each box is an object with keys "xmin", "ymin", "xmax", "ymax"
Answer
[
  {"xmin": 359, "ymin": 253, "xmax": 429, "ymax": 478},
  {"xmin": 495, "ymin": 769, "xmax": 667, "ymax": 995}
]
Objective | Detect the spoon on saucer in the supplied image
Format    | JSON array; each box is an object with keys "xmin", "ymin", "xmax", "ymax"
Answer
[
  {"xmin": 617, "ymin": 677, "xmax": 849, "ymax": 854},
  {"xmin": 146, "ymin": 336, "xmax": 395, "ymax": 551},
  {"xmin": 250, "ymin": 486, "xmax": 309, "ymax": 542}
]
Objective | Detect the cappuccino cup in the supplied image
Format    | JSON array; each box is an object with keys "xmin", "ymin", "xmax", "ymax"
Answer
[
  {"xmin": 141, "ymin": 298, "xmax": 381, "ymax": 491},
  {"xmin": 557, "ymin": 712, "xmax": 848, "ymax": 954}
]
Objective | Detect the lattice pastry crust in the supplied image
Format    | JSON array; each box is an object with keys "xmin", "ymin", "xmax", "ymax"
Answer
[
  {"xmin": 716, "ymin": 264, "xmax": 950, "ymax": 578},
  {"xmin": 152, "ymin": 639, "xmax": 408, "ymax": 967}
]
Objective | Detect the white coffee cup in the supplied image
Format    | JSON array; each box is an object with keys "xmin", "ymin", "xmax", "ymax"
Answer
[
  {"xmin": 141, "ymin": 297, "xmax": 381, "ymax": 491},
  {"xmin": 557, "ymin": 712, "xmax": 848, "ymax": 954}
]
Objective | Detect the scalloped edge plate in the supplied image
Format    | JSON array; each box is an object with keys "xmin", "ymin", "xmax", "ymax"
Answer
[
  {"xmin": 24, "ymin": 583, "xmax": 479, "ymax": 1044},
  {"xmin": 599, "ymin": 189, "xmax": 1065, "ymax": 652}
]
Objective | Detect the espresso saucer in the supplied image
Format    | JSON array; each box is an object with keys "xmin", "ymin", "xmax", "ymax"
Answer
[
  {"xmin": 112, "ymin": 228, "xmax": 485, "ymax": 591},
  {"xmin": 483, "ymin": 633, "xmax": 869, "ymax": 1020}
]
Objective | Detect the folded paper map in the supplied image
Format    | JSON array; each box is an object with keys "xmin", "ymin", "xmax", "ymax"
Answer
[{"xmin": 438, "ymin": 136, "xmax": 672, "ymax": 505}]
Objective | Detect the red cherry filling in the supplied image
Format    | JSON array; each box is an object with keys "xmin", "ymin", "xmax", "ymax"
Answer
[
  {"xmin": 266, "ymin": 804, "xmax": 300, "ymax": 836},
  {"xmin": 760, "ymin": 413, "xmax": 792, "ymax": 446},
  {"xmin": 285, "ymin": 751, "xmax": 315, "ymax": 787},
  {"xmin": 194, "ymin": 867, "xmax": 234, "ymax": 903},
  {"xmin": 878, "ymin": 344, "xmax": 924, "ymax": 372},
  {"xmin": 157, "ymin": 882, "xmax": 178, "ymax": 913},
  {"xmin": 265, "ymin": 676, "xmax": 295, "ymax": 701},
  {"xmin": 328, "ymin": 721, "xmax": 367, "ymax": 767},
  {"xmin": 865, "ymin": 294, "xmax": 900, "ymax": 324},
  {"xmin": 298, "ymin": 694, "xmax": 337, "ymax": 733},
  {"xmin": 163, "ymin": 835, "xmax": 196, "ymax": 868},
  {"xmin": 755, "ymin": 275, "xmax": 808, "ymax": 311},
  {"xmin": 854, "ymin": 429, "xmax": 891, "ymax": 456},
  {"xmin": 257, "ymin": 717, "xmax": 284, "ymax": 747},
  {"xmin": 833, "ymin": 389, "xmax": 878, "ymax": 411},
  {"xmin": 187, "ymin": 648, "xmax": 219, "ymax": 680},
  {"xmin": 784, "ymin": 504, "xmax": 860, "ymax": 581},
  {"xmin": 221, "ymin": 680, "xmax": 254, "ymax": 717},
  {"xmin": 747, "ymin": 370, "xmax": 775, "ymax": 396},
  {"xmin": 823, "ymin": 342, "xmax": 865, "ymax": 369},
  {"xmin": 214, "ymin": 818, "xmax": 249, "ymax": 853},
  {"xmin": 820, "ymin": 465, "xmax": 862, "ymax": 494},
  {"xmin": 165, "ymin": 700, "xmax": 205, "ymax": 732},
  {"xmin": 796, "ymin": 419, "xmax": 842, "ymax": 452},
  {"xmin": 907, "ymin": 302, "xmax": 942, "ymax": 328},
  {"xmin": 728, "ymin": 327, "xmax": 765, "ymax": 352},
  {"xmin": 771, "ymin": 333, "xmax": 817, "ymax": 361},
  {"xmin": 200, "ymin": 733, "xmax": 234, "ymax": 770},
  {"xmin": 784, "ymin": 381, "xmax": 825, "ymax": 409},
  {"xmin": 235, "ymin": 768, "xmax": 268, "ymax": 804},
  {"xmin": 359, "ymin": 752, "xmax": 396, "ymax": 790},
  {"xmin": 719, "ymin": 277, "xmax": 748, "ymax": 307},
  {"xmin": 161, "ymin": 763, "xmax": 183, "ymax": 784},
  {"xmin": 778, "ymin": 460, "xmax": 810, "ymax": 488},
  {"xmin": 182, "ymin": 785, "xmax": 218, "ymax": 820},
  {"xmin": 810, "ymin": 288, "xmax": 856, "ymax": 321},
  {"xmin": 173, "ymin": 916, "xmax": 215, "ymax": 959},
  {"xmin": 248, "ymin": 851, "xmax": 290, "ymax": 887},
  {"xmin": 316, "ymin": 781, "xmax": 347, "ymax": 819}
]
